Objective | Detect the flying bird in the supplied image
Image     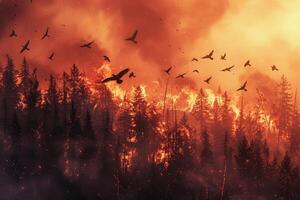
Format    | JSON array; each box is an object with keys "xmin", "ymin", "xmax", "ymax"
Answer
[
  {"xmin": 204, "ymin": 76, "xmax": 212, "ymax": 84},
  {"xmin": 125, "ymin": 30, "xmax": 138, "ymax": 44},
  {"xmin": 202, "ymin": 50, "xmax": 214, "ymax": 60},
  {"xmin": 129, "ymin": 72, "xmax": 136, "ymax": 78},
  {"xmin": 221, "ymin": 65, "xmax": 235, "ymax": 72},
  {"xmin": 237, "ymin": 81, "xmax": 248, "ymax": 92},
  {"xmin": 221, "ymin": 53, "xmax": 226, "ymax": 60},
  {"xmin": 193, "ymin": 70, "xmax": 199, "ymax": 73},
  {"xmin": 48, "ymin": 52, "xmax": 54, "ymax": 60},
  {"xmin": 41, "ymin": 27, "xmax": 50, "ymax": 40},
  {"xmin": 175, "ymin": 73, "xmax": 186, "ymax": 79},
  {"xmin": 103, "ymin": 55, "xmax": 110, "ymax": 62},
  {"xmin": 164, "ymin": 67, "xmax": 172, "ymax": 75},
  {"xmin": 80, "ymin": 41, "xmax": 94, "ymax": 48},
  {"xmin": 244, "ymin": 60, "xmax": 251, "ymax": 67},
  {"xmin": 192, "ymin": 58, "xmax": 199, "ymax": 62},
  {"xmin": 102, "ymin": 68, "xmax": 129, "ymax": 84},
  {"xmin": 271, "ymin": 65, "xmax": 279, "ymax": 71},
  {"xmin": 20, "ymin": 40, "xmax": 30, "ymax": 53},
  {"xmin": 10, "ymin": 29, "xmax": 17, "ymax": 37}
]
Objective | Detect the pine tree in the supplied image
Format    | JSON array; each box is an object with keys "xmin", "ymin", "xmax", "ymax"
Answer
[
  {"xmin": 279, "ymin": 152, "xmax": 294, "ymax": 200},
  {"xmin": 192, "ymin": 88, "xmax": 210, "ymax": 131},
  {"xmin": 276, "ymin": 75, "xmax": 293, "ymax": 144},
  {"xmin": 200, "ymin": 130, "xmax": 213, "ymax": 166},
  {"xmin": 290, "ymin": 91, "xmax": 300, "ymax": 154},
  {"xmin": 235, "ymin": 136, "xmax": 251, "ymax": 178},
  {"xmin": 2, "ymin": 56, "xmax": 19, "ymax": 130},
  {"xmin": 19, "ymin": 58, "xmax": 30, "ymax": 96}
]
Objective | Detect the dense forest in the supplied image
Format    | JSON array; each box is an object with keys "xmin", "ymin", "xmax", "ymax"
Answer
[{"xmin": 0, "ymin": 56, "xmax": 300, "ymax": 200}]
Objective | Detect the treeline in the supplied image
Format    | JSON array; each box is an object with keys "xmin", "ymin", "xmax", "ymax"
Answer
[{"xmin": 0, "ymin": 56, "xmax": 299, "ymax": 200}]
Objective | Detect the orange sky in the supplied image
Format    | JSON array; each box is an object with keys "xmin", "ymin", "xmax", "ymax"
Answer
[{"xmin": 0, "ymin": 0, "xmax": 299, "ymax": 103}]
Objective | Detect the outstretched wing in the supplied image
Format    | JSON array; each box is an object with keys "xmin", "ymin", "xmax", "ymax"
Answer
[
  {"xmin": 132, "ymin": 30, "xmax": 138, "ymax": 39},
  {"xmin": 117, "ymin": 68, "xmax": 130, "ymax": 78},
  {"xmin": 208, "ymin": 50, "xmax": 214, "ymax": 57},
  {"xmin": 102, "ymin": 76, "xmax": 116, "ymax": 83}
]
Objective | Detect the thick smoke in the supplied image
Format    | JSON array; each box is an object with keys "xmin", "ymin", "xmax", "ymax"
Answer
[{"xmin": 0, "ymin": 0, "xmax": 229, "ymax": 87}]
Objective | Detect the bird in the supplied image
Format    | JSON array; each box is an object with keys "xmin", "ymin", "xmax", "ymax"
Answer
[
  {"xmin": 221, "ymin": 53, "xmax": 226, "ymax": 60},
  {"xmin": 193, "ymin": 69, "xmax": 199, "ymax": 73},
  {"xmin": 237, "ymin": 81, "xmax": 248, "ymax": 92},
  {"xmin": 164, "ymin": 67, "xmax": 172, "ymax": 75},
  {"xmin": 41, "ymin": 27, "xmax": 50, "ymax": 40},
  {"xmin": 125, "ymin": 30, "xmax": 138, "ymax": 44},
  {"xmin": 202, "ymin": 50, "xmax": 214, "ymax": 60},
  {"xmin": 192, "ymin": 58, "xmax": 199, "ymax": 62},
  {"xmin": 103, "ymin": 55, "xmax": 110, "ymax": 62},
  {"xmin": 221, "ymin": 65, "xmax": 234, "ymax": 72},
  {"xmin": 129, "ymin": 72, "xmax": 136, "ymax": 78},
  {"xmin": 271, "ymin": 65, "xmax": 279, "ymax": 71},
  {"xmin": 48, "ymin": 52, "xmax": 54, "ymax": 60},
  {"xmin": 204, "ymin": 76, "xmax": 212, "ymax": 84},
  {"xmin": 175, "ymin": 73, "xmax": 186, "ymax": 79},
  {"xmin": 80, "ymin": 41, "xmax": 94, "ymax": 48},
  {"xmin": 244, "ymin": 60, "xmax": 251, "ymax": 67},
  {"xmin": 20, "ymin": 40, "xmax": 30, "ymax": 53},
  {"xmin": 102, "ymin": 68, "xmax": 130, "ymax": 84},
  {"xmin": 9, "ymin": 29, "xmax": 17, "ymax": 37}
]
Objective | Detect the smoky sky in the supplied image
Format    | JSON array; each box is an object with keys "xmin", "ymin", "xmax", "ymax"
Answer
[{"xmin": 0, "ymin": 0, "xmax": 229, "ymax": 87}]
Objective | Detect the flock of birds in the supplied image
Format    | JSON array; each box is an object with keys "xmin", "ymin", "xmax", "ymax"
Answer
[{"xmin": 9, "ymin": 19, "xmax": 280, "ymax": 93}]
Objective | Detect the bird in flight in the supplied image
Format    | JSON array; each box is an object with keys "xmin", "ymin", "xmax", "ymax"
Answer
[
  {"xmin": 221, "ymin": 53, "xmax": 226, "ymax": 60},
  {"xmin": 221, "ymin": 65, "xmax": 235, "ymax": 72},
  {"xmin": 103, "ymin": 55, "xmax": 110, "ymax": 62},
  {"xmin": 102, "ymin": 68, "xmax": 130, "ymax": 84},
  {"xmin": 20, "ymin": 40, "xmax": 30, "ymax": 53},
  {"xmin": 202, "ymin": 50, "xmax": 214, "ymax": 60},
  {"xmin": 164, "ymin": 67, "xmax": 172, "ymax": 75},
  {"xmin": 80, "ymin": 41, "xmax": 94, "ymax": 48},
  {"xmin": 193, "ymin": 69, "xmax": 199, "ymax": 73},
  {"xmin": 129, "ymin": 72, "xmax": 136, "ymax": 78},
  {"xmin": 41, "ymin": 27, "xmax": 50, "ymax": 40},
  {"xmin": 192, "ymin": 58, "xmax": 199, "ymax": 62},
  {"xmin": 244, "ymin": 60, "xmax": 251, "ymax": 67},
  {"xmin": 125, "ymin": 30, "xmax": 138, "ymax": 44},
  {"xmin": 10, "ymin": 29, "xmax": 17, "ymax": 37},
  {"xmin": 237, "ymin": 81, "xmax": 248, "ymax": 92},
  {"xmin": 48, "ymin": 52, "xmax": 55, "ymax": 60},
  {"xmin": 271, "ymin": 65, "xmax": 279, "ymax": 71},
  {"xmin": 175, "ymin": 73, "xmax": 186, "ymax": 79},
  {"xmin": 204, "ymin": 76, "xmax": 212, "ymax": 84}
]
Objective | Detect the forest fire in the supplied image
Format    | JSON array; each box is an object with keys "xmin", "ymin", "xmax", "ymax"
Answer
[{"xmin": 1, "ymin": 0, "xmax": 300, "ymax": 199}]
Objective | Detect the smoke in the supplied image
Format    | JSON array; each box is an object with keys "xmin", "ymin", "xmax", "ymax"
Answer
[{"xmin": 0, "ymin": 0, "xmax": 229, "ymax": 87}]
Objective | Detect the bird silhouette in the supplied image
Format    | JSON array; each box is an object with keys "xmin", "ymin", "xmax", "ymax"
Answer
[
  {"xmin": 204, "ymin": 76, "xmax": 212, "ymax": 84},
  {"xmin": 10, "ymin": 29, "xmax": 17, "ymax": 37},
  {"xmin": 102, "ymin": 68, "xmax": 130, "ymax": 84},
  {"xmin": 125, "ymin": 30, "xmax": 138, "ymax": 44},
  {"xmin": 103, "ymin": 55, "xmax": 110, "ymax": 62},
  {"xmin": 80, "ymin": 41, "xmax": 94, "ymax": 48},
  {"xmin": 271, "ymin": 65, "xmax": 279, "ymax": 71},
  {"xmin": 221, "ymin": 65, "xmax": 234, "ymax": 72},
  {"xmin": 221, "ymin": 53, "xmax": 226, "ymax": 60},
  {"xmin": 164, "ymin": 67, "xmax": 172, "ymax": 75},
  {"xmin": 48, "ymin": 52, "xmax": 54, "ymax": 60},
  {"xmin": 129, "ymin": 72, "xmax": 136, "ymax": 78},
  {"xmin": 193, "ymin": 69, "xmax": 199, "ymax": 73},
  {"xmin": 237, "ymin": 81, "xmax": 248, "ymax": 92},
  {"xmin": 41, "ymin": 27, "xmax": 50, "ymax": 40},
  {"xmin": 202, "ymin": 50, "xmax": 214, "ymax": 60},
  {"xmin": 20, "ymin": 40, "xmax": 30, "ymax": 54},
  {"xmin": 244, "ymin": 60, "xmax": 251, "ymax": 67},
  {"xmin": 192, "ymin": 58, "xmax": 199, "ymax": 62},
  {"xmin": 175, "ymin": 73, "xmax": 186, "ymax": 79}
]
